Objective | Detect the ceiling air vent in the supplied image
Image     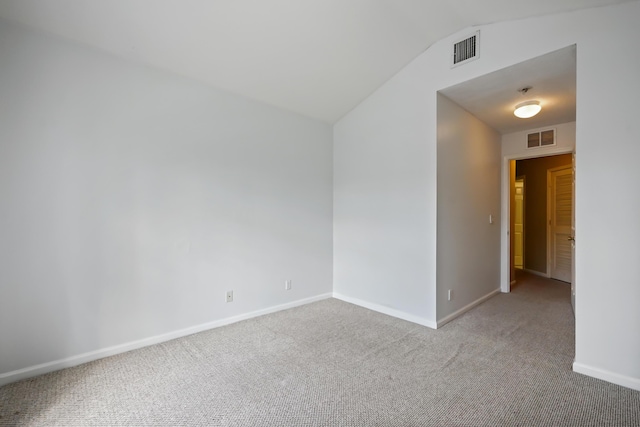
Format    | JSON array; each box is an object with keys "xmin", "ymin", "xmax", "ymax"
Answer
[
  {"xmin": 527, "ymin": 129, "xmax": 556, "ymax": 149},
  {"xmin": 451, "ymin": 31, "xmax": 479, "ymax": 67}
]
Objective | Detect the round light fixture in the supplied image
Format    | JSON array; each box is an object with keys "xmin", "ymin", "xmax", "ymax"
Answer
[{"xmin": 514, "ymin": 100, "xmax": 541, "ymax": 118}]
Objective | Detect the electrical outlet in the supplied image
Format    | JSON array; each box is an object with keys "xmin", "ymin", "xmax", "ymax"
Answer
[
  {"xmin": 285, "ymin": 280, "xmax": 292, "ymax": 290},
  {"xmin": 448, "ymin": 289, "xmax": 453, "ymax": 301},
  {"xmin": 226, "ymin": 291, "xmax": 233, "ymax": 303}
]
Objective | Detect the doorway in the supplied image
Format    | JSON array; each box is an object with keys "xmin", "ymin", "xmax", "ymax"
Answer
[{"xmin": 507, "ymin": 153, "xmax": 574, "ymax": 288}]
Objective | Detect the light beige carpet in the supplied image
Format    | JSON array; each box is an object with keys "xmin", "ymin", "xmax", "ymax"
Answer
[{"xmin": 1, "ymin": 272, "xmax": 639, "ymax": 426}]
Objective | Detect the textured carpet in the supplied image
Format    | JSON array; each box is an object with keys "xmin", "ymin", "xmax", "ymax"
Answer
[{"xmin": 1, "ymin": 271, "xmax": 639, "ymax": 426}]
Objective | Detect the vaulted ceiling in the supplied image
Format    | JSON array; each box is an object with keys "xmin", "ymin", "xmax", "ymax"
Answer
[{"xmin": 0, "ymin": 0, "xmax": 633, "ymax": 123}]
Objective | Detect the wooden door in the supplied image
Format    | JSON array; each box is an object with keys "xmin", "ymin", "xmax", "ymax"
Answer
[{"xmin": 549, "ymin": 167, "xmax": 573, "ymax": 282}]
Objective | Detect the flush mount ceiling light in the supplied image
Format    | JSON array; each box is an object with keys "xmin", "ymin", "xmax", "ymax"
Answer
[
  {"xmin": 514, "ymin": 100, "xmax": 541, "ymax": 119},
  {"xmin": 514, "ymin": 86, "xmax": 541, "ymax": 119}
]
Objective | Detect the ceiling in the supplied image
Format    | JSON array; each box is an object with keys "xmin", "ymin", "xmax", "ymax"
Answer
[
  {"xmin": 0, "ymin": 1, "xmax": 632, "ymax": 123},
  {"xmin": 440, "ymin": 46, "xmax": 576, "ymax": 134}
]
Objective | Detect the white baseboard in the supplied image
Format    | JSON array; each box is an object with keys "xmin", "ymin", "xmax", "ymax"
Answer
[
  {"xmin": 333, "ymin": 293, "xmax": 437, "ymax": 329},
  {"xmin": 0, "ymin": 293, "xmax": 332, "ymax": 387},
  {"xmin": 573, "ymin": 361, "xmax": 640, "ymax": 392},
  {"xmin": 437, "ymin": 288, "xmax": 501, "ymax": 328}
]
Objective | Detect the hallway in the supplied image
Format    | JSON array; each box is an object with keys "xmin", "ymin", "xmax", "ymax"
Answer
[{"xmin": 454, "ymin": 268, "xmax": 575, "ymax": 367}]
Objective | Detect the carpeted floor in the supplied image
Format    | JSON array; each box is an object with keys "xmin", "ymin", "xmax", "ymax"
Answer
[{"xmin": 1, "ymin": 271, "xmax": 639, "ymax": 426}]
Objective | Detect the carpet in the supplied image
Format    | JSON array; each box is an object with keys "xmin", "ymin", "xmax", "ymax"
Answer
[{"xmin": 1, "ymin": 272, "xmax": 639, "ymax": 426}]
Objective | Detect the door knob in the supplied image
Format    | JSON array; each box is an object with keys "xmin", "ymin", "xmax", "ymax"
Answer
[{"xmin": 567, "ymin": 236, "xmax": 575, "ymax": 242}]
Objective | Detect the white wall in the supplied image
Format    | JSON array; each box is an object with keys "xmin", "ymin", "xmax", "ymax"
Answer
[
  {"xmin": 333, "ymin": 51, "xmax": 437, "ymax": 327},
  {"xmin": 334, "ymin": 1, "xmax": 640, "ymax": 390},
  {"xmin": 0, "ymin": 20, "xmax": 333, "ymax": 383},
  {"xmin": 502, "ymin": 122, "xmax": 576, "ymax": 158},
  {"xmin": 436, "ymin": 94, "xmax": 501, "ymax": 324},
  {"xmin": 572, "ymin": 4, "xmax": 640, "ymax": 389}
]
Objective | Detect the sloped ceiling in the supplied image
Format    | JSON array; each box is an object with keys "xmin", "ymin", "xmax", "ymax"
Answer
[{"xmin": 0, "ymin": 0, "xmax": 633, "ymax": 123}]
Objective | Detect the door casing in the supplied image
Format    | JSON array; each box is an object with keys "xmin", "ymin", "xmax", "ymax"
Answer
[{"xmin": 500, "ymin": 148, "xmax": 574, "ymax": 292}]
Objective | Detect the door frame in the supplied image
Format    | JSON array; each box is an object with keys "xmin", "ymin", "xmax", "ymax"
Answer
[{"xmin": 500, "ymin": 148, "xmax": 574, "ymax": 292}]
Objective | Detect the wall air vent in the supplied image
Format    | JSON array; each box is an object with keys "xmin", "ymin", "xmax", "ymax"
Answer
[
  {"xmin": 527, "ymin": 129, "xmax": 556, "ymax": 149},
  {"xmin": 451, "ymin": 31, "xmax": 479, "ymax": 67}
]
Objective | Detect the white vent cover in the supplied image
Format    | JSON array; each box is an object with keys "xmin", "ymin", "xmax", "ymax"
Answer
[{"xmin": 451, "ymin": 31, "xmax": 480, "ymax": 67}]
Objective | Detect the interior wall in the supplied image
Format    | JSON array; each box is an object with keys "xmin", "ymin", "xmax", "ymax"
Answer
[
  {"xmin": 515, "ymin": 154, "xmax": 572, "ymax": 275},
  {"xmin": 332, "ymin": 54, "xmax": 437, "ymax": 326},
  {"xmin": 575, "ymin": 0, "xmax": 640, "ymax": 389},
  {"xmin": 502, "ymin": 122, "xmax": 576, "ymax": 158},
  {"xmin": 436, "ymin": 94, "xmax": 501, "ymax": 323},
  {"xmin": 334, "ymin": 1, "xmax": 640, "ymax": 390},
  {"xmin": 0, "ymin": 20, "xmax": 333, "ymax": 381}
]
